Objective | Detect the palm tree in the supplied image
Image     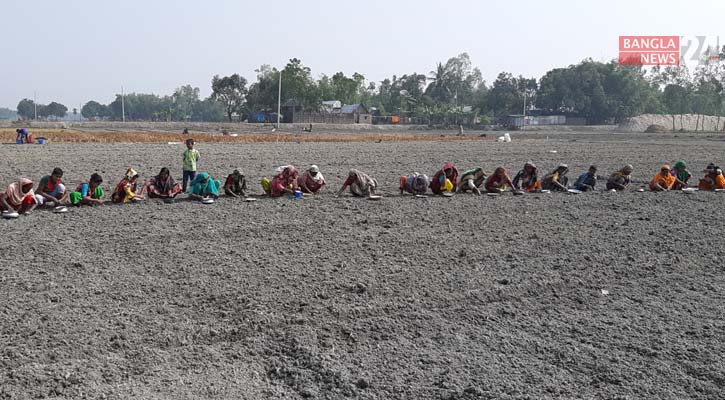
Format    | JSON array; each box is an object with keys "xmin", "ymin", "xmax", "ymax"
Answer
[{"xmin": 426, "ymin": 62, "xmax": 453, "ymax": 103}]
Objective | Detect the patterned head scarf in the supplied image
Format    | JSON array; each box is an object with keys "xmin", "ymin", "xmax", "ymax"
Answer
[{"xmin": 125, "ymin": 168, "xmax": 138, "ymax": 180}]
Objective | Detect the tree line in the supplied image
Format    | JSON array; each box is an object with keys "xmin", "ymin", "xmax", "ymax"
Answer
[
  {"xmin": 16, "ymin": 99, "xmax": 72, "ymax": 121},
  {"xmin": 14, "ymin": 49, "xmax": 725, "ymax": 128},
  {"xmin": 0, "ymin": 107, "xmax": 16, "ymax": 119}
]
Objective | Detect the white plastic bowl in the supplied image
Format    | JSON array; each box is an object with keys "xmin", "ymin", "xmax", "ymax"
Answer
[{"xmin": 2, "ymin": 211, "xmax": 19, "ymax": 219}]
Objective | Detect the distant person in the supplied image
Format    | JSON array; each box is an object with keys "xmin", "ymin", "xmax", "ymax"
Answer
[
  {"xmin": 336, "ymin": 169, "xmax": 378, "ymax": 197},
  {"xmin": 430, "ymin": 163, "xmax": 459, "ymax": 194},
  {"xmin": 512, "ymin": 162, "xmax": 541, "ymax": 192},
  {"xmin": 298, "ymin": 165, "xmax": 325, "ymax": 195},
  {"xmin": 182, "ymin": 138, "xmax": 200, "ymax": 192},
  {"xmin": 541, "ymin": 164, "xmax": 569, "ymax": 191},
  {"xmin": 399, "ymin": 172, "xmax": 430, "ymax": 195},
  {"xmin": 182, "ymin": 128, "xmax": 189, "ymax": 135},
  {"xmin": 224, "ymin": 169, "xmax": 248, "ymax": 197},
  {"xmin": 15, "ymin": 128, "xmax": 31, "ymax": 144},
  {"xmin": 112, "ymin": 168, "xmax": 145, "ymax": 203},
  {"xmin": 69, "ymin": 173, "xmax": 105, "ymax": 206},
  {"xmin": 671, "ymin": 160, "xmax": 691, "ymax": 190},
  {"xmin": 147, "ymin": 167, "xmax": 182, "ymax": 199},
  {"xmin": 188, "ymin": 172, "xmax": 221, "ymax": 200},
  {"xmin": 261, "ymin": 166, "xmax": 299, "ymax": 198},
  {"xmin": 573, "ymin": 165, "xmax": 598, "ymax": 191},
  {"xmin": 457, "ymin": 167, "xmax": 486, "ymax": 195},
  {"xmin": 35, "ymin": 167, "xmax": 67, "ymax": 206},
  {"xmin": 649, "ymin": 165, "xmax": 676, "ymax": 191},
  {"xmin": 0, "ymin": 178, "xmax": 37, "ymax": 215},
  {"xmin": 698, "ymin": 164, "xmax": 725, "ymax": 190},
  {"xmin": 606, "ymin": 165, "xmax": 633, "ymax": 191},
  {"xmin": 485, "ymin": 166, "xmax": 515, "ymax": 193}
]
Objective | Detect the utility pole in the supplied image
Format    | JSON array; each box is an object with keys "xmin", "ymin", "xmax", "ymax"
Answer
[
  {"xmin": 276, "ymin": 70, "xmax": 282, "ymax": 129},
  {"xmin": 121, "ymin": 86, "xmax": 125, "ymax": 122},
  {"xmin": 455, "ymin": 89, "xmax": 458, "ymax": 126},
  {"xmin": 34, "ymin": 91, "xmax": 37, "ymax": 120},
  {"xmin": 522, "ymin": 90, "xmax": 527, "ymax": 131}
]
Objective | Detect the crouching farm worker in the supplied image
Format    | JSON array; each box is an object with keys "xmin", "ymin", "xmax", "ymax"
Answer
[
  {"xmin": 457, "ymin": 167, "xmax": 486, "ymax": 195},
  {"xmin": 512, "ymin": 162, "xmax": 541, "ymax": 192},
  {"xmin": 112, "ymin": 168, "xmax": 145, "ymax": 203},
  {"xmin": 298, "ymin": 165, "xmax": 325, "ymax": 195},
  {"xmin": 262, "ymin": 166, "xmax": 299, "ymax": 198},
  {"xmin": 35, "ymin": 167, "xmax": 67, "ymax": 206},
  {"xmin": 224, "ymin": 170, "xmax": 248, "ymax": 197},
  {"xmin": 0, "ymin": 179, "xmax": 37, "ymax": 215},
  {"xmin": 485, "ymin": 167, "xmax": 515, "ymax": 193},
  {"xmin": 649, "ymin": 165, "xmax": 676, "ymax": 191},
  {"xmin": 336, "ymin": 169, "xmax": 378, "ymax": 197},
  {"xmin": 430, "ymin": 162, "xmax": 459, "ymax": 194},
  {"xmin": 69, "ymin": 173, "xmax": 105, "ymax": 206},
  {"xmin": 698, "ymin": 164, "xmax": 725, "ymax": 190},
  {"xmin": 573, "ymin": 165, "xmax": 598, "ymax": 192},
  {"xmin": 400, "ymin": 173, "xmax": 430, "ymax": 195},
  {"xmin": 671, "ymin": 160, "xmax": 691, "ymax": 190},
  {"xmin": 541, "ymin": 164, "xmax": 569, "ymax": 192},
  {"xmin": 188, "ymin": 172, "xmax": 221, "ymax": 200},
  {"xmin": 147, "ymin": 167, "xmax": 182, "ymax": 199},
  {"xmin": 606, "ymin": 165, "xmax": 633, "ymax": 191}
]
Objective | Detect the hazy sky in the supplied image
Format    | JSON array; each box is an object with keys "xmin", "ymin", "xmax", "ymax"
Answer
[{"xmin": 1, "ymin": 0, "xmax": 723, "ymax": 109}]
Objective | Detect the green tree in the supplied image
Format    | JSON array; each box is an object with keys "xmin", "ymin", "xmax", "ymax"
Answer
[
  {"xmin": 171, "ymin": 85, "xmax": 201, "ymax": 121},
  {"xmin": 603, "ymin": 65, "xmax": 662, "ymax": 123},
  {"xmin": 538, "ymin": 60, "xmax": 659, "ymax": 124},
  {"xmin": 246, "ymin": 65, "xmax": 279, "ymax": 112},
  {"xmin": 211, "ymin": 74, "xmax": 248, "ymax": 121},
  {"xmin": 0, "ymin": 107, "xmax": 17, "ymax": 119},
  {"xmin": 81, "ymin": 100, "xmax": 110, "ymax": 119},
  {"xmin": 692, "ymin": 78, "xmax": 722, "ymax": 130},
  {"xmin": 426, "ymin": 62, "xmax": 453, "ymax": 103},
  {"xmin": 370, "ymin": 73, "xmax": 426, "ymax": 116},
  {"xmin": 194, "ymin": 97, "xmax": 226, "ymax": 122},
  {"xmin": 109, "ymin": 93, "xmax": 172, "ymax": 121},
  {"xmin": 693, "ymin": 60, "xmax": 725, "ymax": 130},
  {"xmin": 37, "ymin": 104, "xmax": 49, "ymax": 119},
  {"xmin": 46, "ymin": 102, "xmax": 67, "ymax": 120},
  {"xmin": 318, "ymin": 72, "xmax": 370, "ymax": 105},
  {"xmin": 425, "ymin": 53, "xmax": 483, "ymax": 106},
  {"xmin": 488, "ymin": 72, "xmax": 534, "ymax": 118},
  {"xmin": 280, "ymin": 58, "xmax": 318, "ymax": 110},
  {"xmin": 654, "ymin": 65, "xmax": 693, "ymax": 129},
  {"xmin": 16, "ymin": 98, "xmax": 35, "ymax": 120},
  {"xmin": 662, "ymin": 84, "xmax": 690, "ymax": 131}
]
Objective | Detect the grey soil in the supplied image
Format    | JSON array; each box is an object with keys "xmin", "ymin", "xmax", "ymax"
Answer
[{"xmin": 1, "ymin": 133, "xmax": 724, "ymax": 399}]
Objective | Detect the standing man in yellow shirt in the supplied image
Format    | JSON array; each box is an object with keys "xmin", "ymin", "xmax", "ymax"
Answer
[{"xmin": 182, "ymin": 138, "xmax": 200, "ymax": 192}]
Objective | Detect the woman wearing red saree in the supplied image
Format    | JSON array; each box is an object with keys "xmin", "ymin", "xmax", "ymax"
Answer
[{"xmin": 430, "ymin": 162, "xmax": 459, "ymax": 195}]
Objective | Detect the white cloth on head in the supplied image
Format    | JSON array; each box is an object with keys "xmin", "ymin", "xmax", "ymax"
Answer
[
  {"xmin": 309, "ymin": 169, "xmax": 324, "ymax": 182},
  {"xmin": 275, "ymin": 165, "xmax": 291, "ymax": 174}
]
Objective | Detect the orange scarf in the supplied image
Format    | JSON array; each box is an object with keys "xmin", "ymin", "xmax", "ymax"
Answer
[{"xmin": 650, "ymin": 172, "xmax": 675, "ymax": 189}]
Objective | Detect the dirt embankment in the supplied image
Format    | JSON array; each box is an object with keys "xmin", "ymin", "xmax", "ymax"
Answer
[
  {"xmin": 0, "ymin": 120, "xmax": 443, "ymax": 134},
  {"xmin": 619, "ymin": 114, "xmax": 725, "ymax": 132},
  {"xmin": 0, "ymin": 129, "xmax": 490, "ymax": 144}
]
